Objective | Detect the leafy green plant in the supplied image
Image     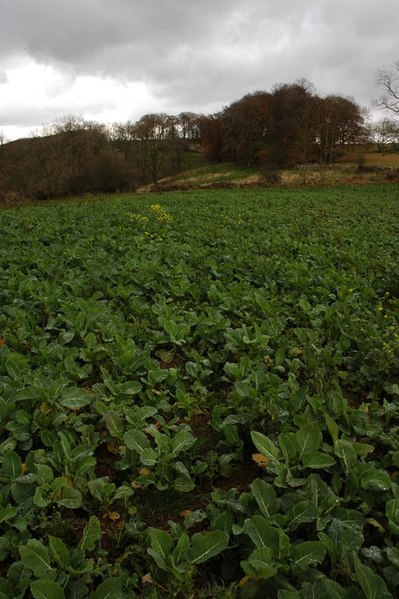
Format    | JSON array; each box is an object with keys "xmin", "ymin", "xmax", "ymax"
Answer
[{"xmin": 0, "ymin": 186, "xmax": 398, "ymax": 596}]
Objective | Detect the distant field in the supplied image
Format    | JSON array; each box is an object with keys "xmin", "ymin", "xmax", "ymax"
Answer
[
  {"xmin": 363, "ymin": 151, "xmax": 399, "ymax": 167},
  {"xmin": 1, "ymin": 186, "xmax": 399, "ymax": 597},
  {"xmin": 341, "ymin": 150, "xmax": 399, "ymax": 168}
]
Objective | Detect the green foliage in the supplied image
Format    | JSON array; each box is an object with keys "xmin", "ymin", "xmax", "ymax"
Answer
[{"xmin": 0, "ymin": 186, "xmax": 399, "ymax": 596}]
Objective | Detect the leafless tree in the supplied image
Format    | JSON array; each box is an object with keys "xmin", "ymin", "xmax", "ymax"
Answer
[
  {"xmin": 372, "ymin": 118, "xmax": 399, "ymax": 151},
  {"xmin": 375, "ymin": 61, "xmax": 399, "ymax": 117}
]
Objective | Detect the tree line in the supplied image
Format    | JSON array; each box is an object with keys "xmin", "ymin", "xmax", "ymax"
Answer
[
  {"xmin": 0, "ymin": 112, "xmax": 202, "ymax": 200},
  {"xmin": 1, "ymin": 75, "xmax": 399, "ymax": 201}
]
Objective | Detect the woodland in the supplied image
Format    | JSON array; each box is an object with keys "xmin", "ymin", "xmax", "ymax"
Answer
[{"xmin": 0, "ymin": 80, "xmax": 382, "ymax": 200}]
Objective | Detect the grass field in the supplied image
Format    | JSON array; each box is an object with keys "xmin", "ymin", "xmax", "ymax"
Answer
[
  {"xmin": 340, "ymin": 150, "xmax": 399, "ymax": 168},
  {"xmin": 1, "ymin": 186, "xmax": 399, "ymax": 597}
]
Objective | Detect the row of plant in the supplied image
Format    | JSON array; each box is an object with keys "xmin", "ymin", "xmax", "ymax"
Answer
[{"xmin": 0, "ymin": 186, "xmax": 398, "ymax": 597}]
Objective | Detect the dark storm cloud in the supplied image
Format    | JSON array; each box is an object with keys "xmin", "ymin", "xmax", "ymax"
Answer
[{"xmin": 1, "ymin": 0, "xmax": 399, "ymax": 136}]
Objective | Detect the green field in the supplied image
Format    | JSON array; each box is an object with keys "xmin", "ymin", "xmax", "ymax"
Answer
[{"xmin": 1, "ymin": 186, "xmax": 399, "ymax": 598}]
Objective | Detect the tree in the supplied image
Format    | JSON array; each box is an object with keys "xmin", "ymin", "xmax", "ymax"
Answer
[
  {"xmin": 132, "ymin": 113, "xmax": 179, "ymax": 186},
  {"xmin": 375, "ymin": 61, "xmax": 399, "ymax": 117},
  {"xmin": 199, "ymin": 115, "xmax": 223, "ymax": 162},
  {"xmin": 267, "ymin": 80, "xmax": 317, "ymax": 167},
  {"xmin": 372, "ymin": 118, "xmax": 399, "ymax": 152},
  {"xmin": 178, "ymin": 112, "xmax": 202, "ymax": 141},
  {"xmin": 220, "ymin": 92, "xmax": 271, "ymax": 167},
  {"xmin": 314, "ymin": 95, "xmax": 365, "ymax": 163}
]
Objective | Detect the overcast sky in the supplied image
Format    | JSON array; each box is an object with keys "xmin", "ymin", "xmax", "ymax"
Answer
[{"xmin": 1, "ymin": 0, "xmax": 398, "ymax": 140}]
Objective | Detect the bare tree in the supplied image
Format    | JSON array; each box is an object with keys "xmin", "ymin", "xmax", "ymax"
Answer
[
  {"xmin": 375, "ymin": 61, "xmax": 399, "ymax": 117},
  {"xmin": 372, "ymin": 118, "xmax": 399, "ymax": 151}
]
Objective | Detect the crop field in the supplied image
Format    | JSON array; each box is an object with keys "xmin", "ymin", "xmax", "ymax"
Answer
[{"xmin": 1, "ymin": 185, "xmax": 399, "ymax": 598}]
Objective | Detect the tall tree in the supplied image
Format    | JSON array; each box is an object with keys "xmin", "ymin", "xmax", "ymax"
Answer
[
  {"xmin": 220, "ymin": 92, "xmax": 271, "ymax": 167},
  {"xmin": 315, "ymin": 95, "xmax": 364, "ymax": 163},
  {"xmin": 199, "ymin": 115, "xmax": 223, "ymax": 162},
  {"xmin": 267, "ymin": 80, "xmax": 317, "ymax": 167}
]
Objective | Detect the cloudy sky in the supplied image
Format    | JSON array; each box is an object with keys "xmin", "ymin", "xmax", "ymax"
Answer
[{"xmin": 1, "ymin": 0, "xmax": 398, "ymax": 140}]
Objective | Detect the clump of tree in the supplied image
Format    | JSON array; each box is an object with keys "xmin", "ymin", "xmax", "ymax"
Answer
[
  {"xmin": 1, "ymin": 117, "xmax": 131, "ymax": 200},
  {"xmin": 0, "ymin": 112, "xmax": 204, "ymax": 200},
  {"xmin": 200, "ymin": 79, "xmax": 366, "ymax": 168}
]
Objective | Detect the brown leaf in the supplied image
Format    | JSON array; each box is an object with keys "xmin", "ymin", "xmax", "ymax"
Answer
[
  {"xmin": 141, "ymin": 573, "xmax": 153, "ymax": 585},
  {"xmin": 252, "ymin": 453, "xmax": 269, "ymax": 468}
]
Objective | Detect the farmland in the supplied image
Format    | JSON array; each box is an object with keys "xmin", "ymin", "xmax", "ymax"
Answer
[{"xmin": 0, "ymin": 185, "xmax": 399, "ymax": 598}]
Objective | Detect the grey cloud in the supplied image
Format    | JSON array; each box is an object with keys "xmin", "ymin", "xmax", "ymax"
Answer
[{"xmin": 1, "ymin": 0, "xmax": 399, "ymax": 132}]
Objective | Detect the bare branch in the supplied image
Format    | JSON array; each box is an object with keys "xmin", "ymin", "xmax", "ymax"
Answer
[{"xmin": 375, "ymin": 61, "xmax": 399, "ymax": 116}]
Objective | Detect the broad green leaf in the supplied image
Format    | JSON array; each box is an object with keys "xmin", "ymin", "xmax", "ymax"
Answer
[
  {"xmin": 295, "ymin": 423, "xmax": 322, "ymax": 459},
  {"xmin": 359, "ymin": 467, "xmax": 391, "ymax": 492},
  {"xmin": 149, "ymin": 528, "xmax": 174, "ymax": 561},
  {"xmin": 79, "ymin": 516, "xmax": 101, "ymax": 552},
  {"xmin": 286, "ymin": 500, "xmax": 317, "ymax": 531},
  {"xmin": 353, "ymin": 442, "xmax": 374, "ymax": 456},
  {"xmin": 251, "ymin": 431, "xmax": 281, "ymax": 465},
  {"xmin": 278, "ymin": 432, "xmax": 298, "ymax": 463},
  {"xmin": 57, "ymin": 487, "xmax": 82, "ymax": 509},
  {"xmin": 0, "ymin": 505, "xmax": 17, "ymax": 523},
  {"xmin": 34, "ymin": 486, "xmax": 51, "ymax": 508},
  {"xmin": 332, "ymin": 508, "xmax": 365, "ymax": 531},
  {"xmin": 302, "ymin": 451, "xmax": 335, "ymax": 469},
  {"xmin": 335, "ymin": 439, "xmax": 357, "ymax": 473},
  {"xmin": 250, "ymin": 478, "xmax": 278, "ymax": 517},
  {"xmin": 19, "ymin": 539, "xmax": 55, "ymax": 578},
  {"xmin": 190, "ymin": 530, "xmax": 229, "ymax": 564},
  {"xmin": 49, "ymin": 536, "xmax": 70, "ymax": 568},
  {"xmin": 162, "ymin": 319, "xmax": 190, "ymax": 345},
  {"xmin": 173, "ymin": 476, "xmax": 195, "ymax": 492},
  {"xmin": 319, "ymin": 578, "xmax": 346, "ymax": 599},
  {"xmin": 170, "ymin": 430, "xmax": 195, "ymax": 455},
  {"xmin": 246, "ymin": 546, "xmax": 277, "ymax": 579},
  {"xmin": 147, "ymin": 528, "xmax": 173, "ymax": 569},
  {"xmin": 89, "ymin": 578, "xmax": 123, "ymax": 599},
  {"xmin": 243, "ymin": 516, "xmax": 290, "ymax": 559},
  {"xmin": 65, "ymin": 581, "xmax": 89, "ymax": 599},
  {"xmin": 325, "ymin": 518, "xmax": 364, "ymax": 566},
  {"xmin": 1, "ymin": 451, "xmax": 22, "ymax": 479},
  {"xmin": 30, "ymin": 580, "xmax": 65, "ymax": 599},
  {"xmin": 104, "ymin": 411, "xmax": 124, "ymax": 437},
  {"xmin": 123, "ymin": 429, "xmax": 150, "ymax": 453},
  {"xmin": 306, "ymin": 473, "xmax": 339, "ymax": 512},
  {"xmin": 243, "ymin": 515, "xmax": 272, "ymax": 548},
  {"xmin": 120, "ymin": 381, "xmax": 142, "ymax": 395},
  {"xmin": 291, "ymin": 541, "xmax": 326, "ymax": 570},
  {"xmin": 135, "ymin": 406, "xmax": 158, "ymax": 422},
  {"xmin": 172, "ymin": 532, "xmax": 190, "ymax": 564},
  {"xmin": 324, "ymin": 412, "xmax": 339, "ymax": 445},
  {"xmin": 139, "ymin": 447, "xmax": 158, "ymax": 466},
  {"xmin": 88, "ymin": 477, "xmax": 116, "ymax": 502},
  {"xmin": 5, "ymin": 357, "xmax": 21, "ymax": 379},
  {"xmin": 235, "ymin": 381, "xmax": 251, "ymax": 398},
  {"xmin": 36, "ymin": 464, "xmax": 54, "ymax": 485},
  {"xmin": 59, "ymin": 387, "xmax": 91, "ymax": 409},
  {"xmin": 353, "ymin": 553, "xmax": 392, "ymax": 599}
]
